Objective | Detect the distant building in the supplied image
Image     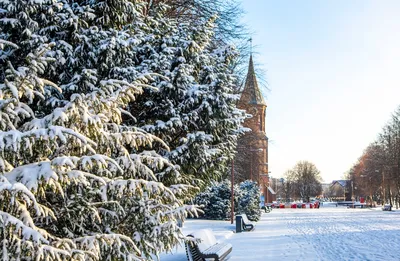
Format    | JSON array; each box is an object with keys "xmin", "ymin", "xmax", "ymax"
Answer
[{"xmin": 330, "ymin": 180, "xmax": 351, "ymax": 201}]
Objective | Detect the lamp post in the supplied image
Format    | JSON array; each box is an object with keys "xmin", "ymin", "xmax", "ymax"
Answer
[
  {"xmin": 280, "ymin": 178, "xmax": 285, "ymax": 202},
  {"xmin": 230, "ymin": 159, "xmax": 234, "ymax": 224},
  {"xmin": 351, "ymin": 180, "xmax": 354, "ymax": 207},
  {"xmin": 250, "ymin": 155, "xmax": 253, "ymax": 181},
  {"xmin": 266, "ymin": 176, "xmax": 269, "ymax": 204},
  {"xmin": 369, "ymin": 176, "xmax": 373, "ymax": 206},
  {"xmin": 260, "ymin": 171, "xmax": 271, "ymax": 204},
  {"xmin": 382, "ymin": 169, "xmax": 386, "ymax": 205}
]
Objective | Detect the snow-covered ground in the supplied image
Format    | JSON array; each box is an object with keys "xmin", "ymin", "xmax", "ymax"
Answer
[{"xmin": 160, "ymin": 205, "xmax": 400, "ymax": 261}]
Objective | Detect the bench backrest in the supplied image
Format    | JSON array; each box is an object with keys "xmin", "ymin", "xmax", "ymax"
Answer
[
  {"xmin": 238, "ymin": 214, "xmax": 250, "ymax": 224},
  {"xmin": 188, "ymin": 229, "xmax": 217, "ymax": 252}
]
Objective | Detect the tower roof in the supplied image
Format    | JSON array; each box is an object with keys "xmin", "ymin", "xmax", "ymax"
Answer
[{"xmin": 239, "ymin": 55, "xmax": 266, "ymax": 106}]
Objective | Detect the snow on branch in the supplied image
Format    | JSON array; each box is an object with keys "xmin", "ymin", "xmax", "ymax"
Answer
[
  {"xmin": 101, "ymin": 178, "xmax": 178, "ymax": 203},
  {"xmin": 5, "ymin": 161, "xmax": 63, "ymax": 194},
  {"xmin": 4, "ymin": 157, "xmax": 114, "ymax": 196},
  {"xmin": 116, "ymin": 155, "xmax": 158, "ymax": 181},
  {"xmin": 0, "ymin": 211, "xmax": 49, "ymax": 244},
  {"xmin": 0, "ymin": 39, "xmax": 19, "ymax": 50},
  {"xmin": 0, "ymin": 126, "xmax": 96, "ymax": 155},
  {"xmin": 108, "ymin": 130, "xmax": 170, "ymax": 151},
  {"xmin": 169, "ymin": 183, "xmax": 199, "ymax": 196},
  {"xmin": 73, "ymin": 233, "xmax": 143, "ymax": 261}
]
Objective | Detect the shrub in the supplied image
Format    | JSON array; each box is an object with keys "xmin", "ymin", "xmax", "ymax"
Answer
[{"xmin": 194, "ymin": 179, "xmax": 261, "ymax": 221}]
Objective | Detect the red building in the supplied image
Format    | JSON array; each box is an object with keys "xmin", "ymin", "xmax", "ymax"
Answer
[{"xmin": 236, "ymin": 56, "xmax": 273, "ymax": 203}]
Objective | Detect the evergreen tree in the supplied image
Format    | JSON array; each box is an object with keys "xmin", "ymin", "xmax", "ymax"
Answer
[
  {"xmin": 194, "ymin": 180, "xmax": 233, "ymax": 220},
  {"xmin": 129, "ymin": 10, "xmax": 246, "ymax": 184},
  {"xmin": 194, "ymin": 180, "xmax": 261, "ymax": 221},
  {"xmin": 0, "ymin": 1, "xmax": 201, "ymax": 260},
  {"xmin": 237, "ymin": 180, "xmax": 261, "ymax": 221}
]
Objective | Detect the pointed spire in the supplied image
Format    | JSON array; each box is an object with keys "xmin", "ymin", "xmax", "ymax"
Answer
[
  {"xmin": 249, "ymin": 37, "xmax": 253, "ymax": 55},
  {"xmin": 239, "ymin": 55, "xmax": 267, "ymax": 106}
]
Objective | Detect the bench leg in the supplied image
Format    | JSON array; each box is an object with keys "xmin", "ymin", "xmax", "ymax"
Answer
[{"xmin": 236, "ymin": 216, "xmax": 243, "ymax": 233}]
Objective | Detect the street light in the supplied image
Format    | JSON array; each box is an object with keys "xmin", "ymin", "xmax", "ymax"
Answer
[
  {"xmin": 351, "ymin": 180, "xmax": 354, "ymax": 208},
  {"xmin": 230, "ymin": 158, "xmax": 235, "ymax": 224},
  {"xmin": 279, "ymin": 178, "xmax": 285, "ymax": 201},
  {"xmin": 260, "ymin": 171, "xmax": 271, "ymax": 204}
]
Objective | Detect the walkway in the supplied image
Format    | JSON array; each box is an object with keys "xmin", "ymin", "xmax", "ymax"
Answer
[{"xmin": 160, "ymin": 207, "xmax": 400, "ymax": 261}]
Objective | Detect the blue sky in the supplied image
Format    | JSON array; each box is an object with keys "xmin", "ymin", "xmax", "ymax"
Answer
[{"xmin": 240, "ymin": 1, "xmax": 400, "ymax": 182}]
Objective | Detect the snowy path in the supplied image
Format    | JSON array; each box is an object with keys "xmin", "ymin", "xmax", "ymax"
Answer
[
  {"xmin": 160, "ymin": 207, "xmax": 400, "ymax": 261},
  {"xmin": 281, "ymin": 208, "xmax": 400, "ymax": 261}
]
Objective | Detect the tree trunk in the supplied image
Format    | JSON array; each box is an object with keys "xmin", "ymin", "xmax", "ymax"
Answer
[{"xmin": 388, "ymin": 186, "xmax": 393, "ymax": 206}]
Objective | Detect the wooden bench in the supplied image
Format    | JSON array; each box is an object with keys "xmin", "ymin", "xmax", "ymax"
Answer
[
  {"xmin": 185, "ymin": 229, "xmax": 232, "ymax": 261},
  {"xmin": 235, "ymin": 214, "xmax": 254, "ymax": 233},
  {"xmin": 261, "ymin": 206, "xmax": 271, "ymax": 213}
]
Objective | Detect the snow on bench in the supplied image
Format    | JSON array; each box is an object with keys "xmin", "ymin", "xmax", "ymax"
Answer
[{"xmin": 185, "ymin": 229, "xmax": 232, "ymax": 261}]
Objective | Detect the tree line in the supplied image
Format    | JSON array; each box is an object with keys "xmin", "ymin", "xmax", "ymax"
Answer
[{"xmin": 349, "ymin": 107, "xmax": 400, "ymax": 207}]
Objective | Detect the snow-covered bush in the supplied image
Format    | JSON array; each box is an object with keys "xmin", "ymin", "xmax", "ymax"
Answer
[
  {"xmin": 194, "ymin": 180, "xmax": 233, "ymax": 220},
  {"xmin": 194, "ymin": 180, "xmax": 261, "ymax": 221},
  {"xmin": 237, "ymin": 180, "xmax": 262, "ymax": 221}
]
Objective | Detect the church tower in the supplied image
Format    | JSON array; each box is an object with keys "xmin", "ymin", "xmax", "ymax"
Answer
[{"xmin": 236, "ymin": 55, "xmax": 271, "ymax": 203}]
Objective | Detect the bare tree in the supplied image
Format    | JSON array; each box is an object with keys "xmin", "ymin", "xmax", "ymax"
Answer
[
  {"xmin": 143, "ymin": 0, "xmax": 248, "ymax": 43},
  {"xmin": 349, "ymin": 143, "xmax": 385, "ymax": 205},
  {"xmin": 350, "ymin": 106, "xmax": 400, "ymax": 208},
  {"xmin": 142, "ymin": 0, "xmax": 269, "ymax": 91},
  {"xmin": 286, "ymin": 161, "xmax": 322, "ymax": 202},
  {"xmin": 281, "ymin": 171, "xmax": 296, "ymax": 202}
]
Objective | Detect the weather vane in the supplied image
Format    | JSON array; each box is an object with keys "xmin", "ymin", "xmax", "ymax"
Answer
[{"xmin": 249, "ymin": 37, "xmax": 253, "ymax": 54}]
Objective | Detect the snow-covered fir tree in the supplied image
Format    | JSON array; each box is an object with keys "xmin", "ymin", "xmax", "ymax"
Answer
[
  {"xmin": 236, "ymin": 180, "xmax": 261, "ymax": 221},
  {"xmin": 194, "ymin": 180, "xmax": 233, "ymax": 220},
  {"xmin": 0, "ymin": 1, "xmax": 206, "ymax": 260},
  {"xmin": 128, "ymin": 7, "xmax": 247, "ymax": 184},
  {"xmin": 194, "ymin": 180, "xmax": 260, "ymax": 221}
]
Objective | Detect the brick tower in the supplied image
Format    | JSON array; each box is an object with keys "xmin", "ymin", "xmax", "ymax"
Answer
[{"xmin": 236, "ymin": 55, "xmax": 270, "ymax": 203}]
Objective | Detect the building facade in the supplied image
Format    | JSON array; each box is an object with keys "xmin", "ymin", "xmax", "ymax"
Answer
[{"xmin": 236, "ymin": 55, "xmax": 272, "ymax": 203}]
